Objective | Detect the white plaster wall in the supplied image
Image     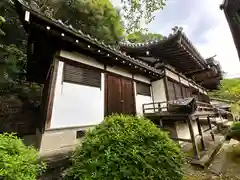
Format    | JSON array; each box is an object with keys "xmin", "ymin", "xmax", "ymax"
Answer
[
  {"xmin": 165, "ymin": 69, "xmax": 179, "ymax": 81},
  {"xmin": 136, "ymin": 95, "xmax": 152, "ymax": 115},
  {"xmin": 176, "ymin": 121, "xmax": 198, "ymax": 140},
  {"xmin": 106, "ymin": 65, "xmax": 132, "ymax": 78},
  {"xmin": 60, "ymin": 50, "xmax": 104, "ymax": 70},
  {"xmin": 152, "ymin": 79, "xmax": 167, "ymax": 102},
  {"xmin": 180, "ymin": 77, "xmax": 189, "ymax": 86},
  {"xmin": 134, "ymin": 74, "xmax": 151, "ymax": 84},
  {"xmin": 133, "ymin": 81, "xmax": 153, "ymax": 115},
  {"xmin": 151, "ymin": 79, "xmax": 167, "ymax": 111},
  {"xmin": 50, "ymin": 60, "xmax": 105, "ymax": 129}
]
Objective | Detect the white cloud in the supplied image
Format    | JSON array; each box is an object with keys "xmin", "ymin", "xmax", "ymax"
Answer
[
  {"xmin": 193, "ymin": 0, "xmax": 240, "ymax": 78},
  {"xmin": 149, "ymin": 0, "xmax": 240, "ymax": 78}
]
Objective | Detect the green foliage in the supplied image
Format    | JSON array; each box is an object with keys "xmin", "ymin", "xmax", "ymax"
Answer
[
  {"xmin": 231, "ymin": 103, "xmax": 240, "ymax": 119},
  {"xmin": 0, "ymin": 0, "xmax": 27, "ymax": 47},
  {"xmin": 227, "ymin": 122, "xmax": 240, "ymax": 141},
  {"xmin": 0, "ymin": 133, "xmax": 46, "ymax": 180},
  {"xmin": 209, "ymin": 78, "xmax": 240, "ymax": 101},
  {"xmin": 29, "ymin": 0, "xmax": 124, "ymax": 44},
  {"xmin": 0, "ymin": 44, "xmax": 27, "ymax": 82},
  {"xmin": 0, "ymin": 15, "xmax": 5, "ymax": 35},
  {"xmin": 126, "ymin": 31, "xmax": 163, "ymax": 43},
  {"xmin": 64, "ymin": 114, "xmax": 184, "ymax": 180},
  {"xmin": 209, "ymin": 78, "xmax": 240, "ymax": 118},
  {"xmin": 57, "ymin": 0, "xmax": 124, "ymax": 44},
  {"xmin": 121, "ymin": 0, "xmax": 167, "ymax": 33}
]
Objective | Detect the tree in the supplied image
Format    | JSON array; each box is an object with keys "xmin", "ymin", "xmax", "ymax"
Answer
[
  {"xmin": 209, "ymin": 78, "xmax": 240, "ymax": 101},
  {"xmin": 209, "ymin": 78, "xmax": 240, "ymax": 118},
  {"xmin": 27, "ymin": 0, "xmax": 124, "ymax": 45},
  {"xmin": 64, "ymin": 115, "xmax": 184, "ymax": 180},
  {"xmin": 121, "ymin": 0, "xmax": 167, "ymax": 33},
  {"xmin": 126, "ymin": 30, "xmax": 163, "ymax": 43},
  {"xmin": 0, "ymin": 0, "xmax": 27, "ymax": 82}
]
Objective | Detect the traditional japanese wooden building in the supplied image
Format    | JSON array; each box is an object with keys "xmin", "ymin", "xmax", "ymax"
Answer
[
  {"xmin": 14, "ymin": 0, "xmax": 223, "ymax": 159},
  {"xmin": 220, "ymin": 0, "xmax": 240, "ymax": 60}
]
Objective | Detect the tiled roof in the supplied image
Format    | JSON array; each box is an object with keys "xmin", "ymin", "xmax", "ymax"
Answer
[
  {"xmin": 15, "ymin": 0, "xmax": 164, "ymax": 77},
  {"xmin": 119, "ymin": 29, "xmax": 207, "ymax": 67}
]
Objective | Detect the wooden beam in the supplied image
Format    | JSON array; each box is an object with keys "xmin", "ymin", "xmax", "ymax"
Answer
[
  {"xmin": 187, "ymin": 115, "xmax": 200, "ymax": 160},
  {"xmin": 207, "ymin": 116, "xmax": 215, "ymax": 141},
  {"xmin": 196, "ymin": 117, "xmax": 207, "ymax": 151},
  {"xmin": 45, "ymin": 58, "xmax": 59, "ymax": 129},
  {"xmin": 163, "ymin": 70, "xmax": 170, "ymax": 101},
  {"xmin": 184, "ymin": 68, "xmax": 209, "ymax": 76},
  {"xmin": 171, "ymin": 137, "xmax": 192, "ymax": 143}
]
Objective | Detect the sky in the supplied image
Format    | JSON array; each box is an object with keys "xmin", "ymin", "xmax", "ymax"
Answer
[{"xmin": 112, "ymin": 0, "xmax": 240, "ymax": 78}]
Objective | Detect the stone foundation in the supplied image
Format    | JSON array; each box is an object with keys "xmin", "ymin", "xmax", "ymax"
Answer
[{"xmin": 36, "ymin": 125, "xmax": 94, "ymax": 157}]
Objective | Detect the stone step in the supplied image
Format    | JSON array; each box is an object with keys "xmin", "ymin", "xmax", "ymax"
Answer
[{"xmin": 208, "ymin": 139, "xmax": 239, "ymax": 175}]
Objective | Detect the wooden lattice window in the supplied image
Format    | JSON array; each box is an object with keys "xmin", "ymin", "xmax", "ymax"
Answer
[
  {"xmin": 63, "ymin": 63, "xmax": 101, "ymax": 88},
  {"xmin": 136, "ymin": 82, "xmax": 151, "ymax": 96}
]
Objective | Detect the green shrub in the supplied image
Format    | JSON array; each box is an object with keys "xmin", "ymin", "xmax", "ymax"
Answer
[
  {"xmin": 0, "ymin": 133, "xmax": 46, "ymax": 180},
  {"xmin": 228, "ymin": 122, "xmax": 240, "ymax": 141},
  {"xmin": 64, "ymin": 114, "xmax": 184, "ymax": 180}
]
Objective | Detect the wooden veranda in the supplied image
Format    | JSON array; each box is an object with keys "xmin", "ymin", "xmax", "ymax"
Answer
[{"xmin": 143, "ymin": 101, "xmax": 217, "ymax": 160}]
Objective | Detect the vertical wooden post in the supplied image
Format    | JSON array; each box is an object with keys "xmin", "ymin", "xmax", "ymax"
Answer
[
  {"xmin": 158, "ymin": 102, "xmax": 161, "ymax": 112},
  {"xmin": 159, "ymin": 119, "xmax": 163, "ymax": 128},
  {"xmin": 196, "ymin": 117, "xmax": 206, "ymax": 151},
  {"xmin": 142, "ymin": 104, "xmax": 145, "ymax": 114},
  {"xmin": 207, "ymin": 116, "xmax": 215, "ymax": 141},
  {"xmin": 187, "ymin": 115, "xmax": 200, "ymax": 160},
  {"xmin": 163, "ymin": 70, "xmax": 169, "ymax": 101}
]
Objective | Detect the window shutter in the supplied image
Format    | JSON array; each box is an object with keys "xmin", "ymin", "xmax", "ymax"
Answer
[
  {"xmin": 182, "ymin": 86, "xmax": 187, "ymax": 98},
  {"xmin": 174, "ymin": 83, "xmax": 182, "ymax": 99},
  {"xmin": 63, "ymin": 63, "xmax": 101, "ymax": 88},
  {"xmin": 136, "ymin": 82, "xmax": 151, "ymax": 96},
  {"xmin": 167, "ymin": 80, "xmax": 176, "ymax": 100}
]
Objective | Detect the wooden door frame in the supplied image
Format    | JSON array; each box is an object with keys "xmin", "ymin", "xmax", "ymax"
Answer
[{"xmin": 104, "ymin": 73, "xmax": 136, "ymax": 116}]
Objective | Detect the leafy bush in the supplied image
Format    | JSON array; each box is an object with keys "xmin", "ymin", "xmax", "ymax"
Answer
[
  {"xmin": 64, "ymin": 114, "xmax": 184, "ymax": 180},
  {"xmin": 227, "ymin": 122, "xmax": 240, "ymax": 141},
  {"xmin": 0, "ymin": 133, "xmax": 46, "ymax": 180}
]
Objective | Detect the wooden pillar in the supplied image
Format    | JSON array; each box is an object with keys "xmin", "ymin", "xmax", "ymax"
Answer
[
  {"xmin": 207, "ymin": 116, "xmax": 215, "ymax": 141},
  {"xmin": 163, "ymin": 70, "xmax": 169, "ymax": 101},
  {"xmin": 187, "ymin": 115, "xmax": 200, "ymax": 160},
  {"xmin": 196, "ymin": 117, "xmax": 206, "ymax": 151},
  {"xmin": 159, "ymin": 119, "xmax": 163, "ymax": 128}
]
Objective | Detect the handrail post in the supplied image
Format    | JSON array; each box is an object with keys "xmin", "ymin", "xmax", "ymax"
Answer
[
  {"xmin": 187, "ymin": 115, "xmax": 200, "ymax": 160},
  {"xmin": 142, "ymin": 104, "xmax": 145, "ymax": 114},
  {"xmin": 158, "ymin": 103, "xmax": 161, "ymax": 112},
  {"xmin": 196, "ymin": 117, "xmax": 206, "ymax": 151},
  {"xmin": 207, "ymin": 116, "xmax": 215, "ymax": 141}
]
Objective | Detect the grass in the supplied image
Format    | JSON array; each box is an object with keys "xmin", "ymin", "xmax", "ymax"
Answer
[{"xmin": 187, "ymin": 141, "xmax": 203, "ymax": 158}]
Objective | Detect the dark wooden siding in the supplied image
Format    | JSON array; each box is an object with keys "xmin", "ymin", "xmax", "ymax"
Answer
[
  {"xmin": 121, "ymin": 78, "xmax": 135, "ymax": 114},
  {"xmin": 63, "ymin": 63, "xmax": 101, "ymax": 88},
  {"xmin": 136, "ymin": 82, "xmax": 151, "ymax": 96},
  {"xmin": 167, "ymin": 78, "xmax": 195, "ymax": 100},
  {"xmin": 167, "ymin": 80, "xmax": 176, "ymax": 100},
  {"xmin": 105, "ymin": 74, "xmax": 135, "ymax": 116},
  {"xmin": 105, "ymin": 74, "xmax": 122, "ymax": 115}
]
